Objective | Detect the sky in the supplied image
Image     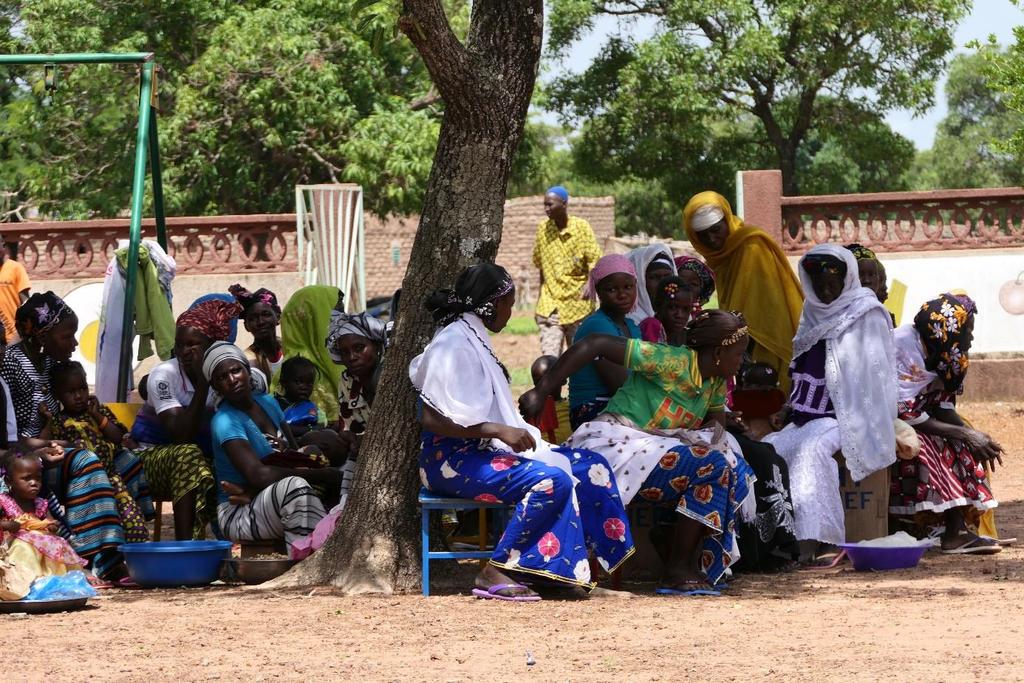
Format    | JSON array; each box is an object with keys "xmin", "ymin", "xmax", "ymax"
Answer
[{"xmin": 551, "ymin": 1, "xmax": 1024, "ymax": 151}]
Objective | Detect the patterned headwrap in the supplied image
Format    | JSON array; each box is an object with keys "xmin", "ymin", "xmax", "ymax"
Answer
[
  {"xmin": 802, "ymin": 253, "xmax": 847, "ymax": 279},
  {"xmin": 425, "ymin": 263, "xmax": 515, "ymax": 327},
  {"xmin": 177, "ymin": 298, "xmax": 242, "ymax": 342},
  {"xmin": 229, "ymin": 283, "xmax": 281, "ymax": 317},
  {"xmin": 326, "ymin": 312, "xmax": 388, "ymax": 363},
  {"xmin": 844, "ymin": 243, "xmax": 879, "ymax": 262},
  {"xmin": 580, "ymin": 253, "xmax": 636, "ymax": 301},
  {"xmin": 913, "ymin": 293, "xmax": 975, "ymax": 393},
  {"xmin": 948, "ymin": 289, "xmax": 978, "ymax": 316},
  {"xmin": 16, "ymin": 291, "xmax": 74, "ymax": 338},
  {"xmin": 674, "ymin": 256, "xmax": 716, "ymax": 305}
]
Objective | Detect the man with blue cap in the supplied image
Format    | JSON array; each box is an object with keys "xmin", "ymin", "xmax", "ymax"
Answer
[{"xmin": 532, "ymin": 185, "xmax": 603, "ymax": 356}]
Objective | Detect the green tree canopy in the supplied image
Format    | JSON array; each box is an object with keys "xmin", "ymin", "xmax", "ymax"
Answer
[
  {"xmin": 911, "ymin": 46, "xmax": 1024, "ymax": 190},
  {"xmin": 545, "ymin": 0, "xmax": 968, "ymax": 201}
]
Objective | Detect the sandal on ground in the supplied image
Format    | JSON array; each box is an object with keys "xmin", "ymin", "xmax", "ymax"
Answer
[
  {"xmin": 86, "ymin": 575, "xmax": 115, "ymax": 590},
  {"xmin": 798, "ymin": 550, "xmax": 847, "ymax": 571},
  {"xmin": 471, "ymin": 583, "xmax": 541, "ymax": 602},
  {"xmin": 116, "ymin": 576, "xmax": 141, "ymax": 588},
  {"xmin": 655, "ymin": 579, "xmax": 721, "ymax": 597},
  {"xmin": 980, "ymin": 536, "xmax": 1017, "ymax": 547},
  {"xmin": 941, "ymin": 535, "xmax": 1002, "ymax": 555}
]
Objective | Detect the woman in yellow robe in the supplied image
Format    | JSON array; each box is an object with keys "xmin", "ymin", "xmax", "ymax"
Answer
[{"xmin": 683, "ymin": 191, "xmax": 803, "ymax": 392}]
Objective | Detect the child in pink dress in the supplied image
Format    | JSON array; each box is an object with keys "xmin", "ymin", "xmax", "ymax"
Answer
[{"xmin": 1, "ymin": 453, "xmax": 88, "ymax": 600}]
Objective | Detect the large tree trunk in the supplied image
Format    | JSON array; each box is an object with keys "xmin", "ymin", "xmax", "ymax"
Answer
[{"xmin": 267, "ymin": 0, "xmax": 543, "ymax": 593}]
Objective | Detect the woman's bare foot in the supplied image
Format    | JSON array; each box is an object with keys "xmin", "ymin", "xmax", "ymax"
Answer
[{"xmin": 474, "ymin": 563, "xmax": 540, "ymax": 599}]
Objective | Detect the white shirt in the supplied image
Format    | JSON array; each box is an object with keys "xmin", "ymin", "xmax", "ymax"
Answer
[{"xmin": 147, "ymin": 358, "xmax": 215, "ymax": 414}]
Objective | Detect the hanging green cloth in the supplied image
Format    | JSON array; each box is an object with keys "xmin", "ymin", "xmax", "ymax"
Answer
[{"xmin": 116, "ymin": 244, "xmax": 175, "ymax": 361}]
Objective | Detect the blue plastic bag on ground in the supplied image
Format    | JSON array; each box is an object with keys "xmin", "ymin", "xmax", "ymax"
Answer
[{"xmin": 23, "ymin": 571, "xmax": 97, "ymax": 601}]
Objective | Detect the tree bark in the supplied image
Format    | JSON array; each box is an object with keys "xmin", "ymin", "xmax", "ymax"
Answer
[{"xmin": 266, "ymin": 0, "xmax": 543, "ymax": 593}]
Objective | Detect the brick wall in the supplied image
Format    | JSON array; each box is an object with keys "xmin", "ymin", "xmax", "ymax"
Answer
[{"xmin": 363, "ymin": 195, "xmax": 616, "ymax": 301}]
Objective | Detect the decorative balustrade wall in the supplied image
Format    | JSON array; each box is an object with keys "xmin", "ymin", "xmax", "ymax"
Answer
[
  {"xmin": 778, "ymin": 188, "xmax": 1024, "ymax": 254},
  {"xmin": 4, "ymin": 214, "xmax": 298, "ymax": 278}
]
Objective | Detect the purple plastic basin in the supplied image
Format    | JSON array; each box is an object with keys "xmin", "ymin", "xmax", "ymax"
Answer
[{"xmin": 839, "ymin": 543, "xmax": 928, "ymax": 571}]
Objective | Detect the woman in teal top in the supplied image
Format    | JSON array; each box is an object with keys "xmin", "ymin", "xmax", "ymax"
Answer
[
  {"xmin": 568, "ymin": 254, "xmax": 641, "ymax": 430},
  {"xmin": 205, "ymin": 342, "xmax": 340, "ymax": 556},
  {"xmin": 522, "ymin": 310, "xmax": 754, "ymax": 593}
]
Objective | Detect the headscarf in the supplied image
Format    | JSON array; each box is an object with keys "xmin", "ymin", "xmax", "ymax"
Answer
[
  {"xmin": 792, "ymin": 243, "xmax": 897, "ymax": 481},
  {"xmin": 674, "ymin": 256, "xmax": 716, "ymax": 305},
  {"xmin": 844, "ymin": 243, "xmax": 878, "ymax": 262},
  {"xmin": 580, "ymin": 253, "xmax": 636, "ymax": 301},
  {"xmin": 179, "ymin": 296, "xmax": 242, "ymax": 343},
  {"xmin": 948, "ymin": 289, "xmax": 978, "ymax": 316},
  {"xmin": 913, "ymin": 293, "xmax": 974, "ymax": 393},
  {"xmin": 272, "ymin": 285, "xmax": 344, "ymax": 422},
  {"xmin": 326, "ymin": 312, "xmax": 388, "ymax": 363},
  {"xmin": 229, "ymin": 283, "xmax": 281, "ymax": 317},
  {"xmin": 546, "ymin": 185, "xmax": 569, "ymax": 202},
  {"xmin": 625, "ymin": 244, "xmax": 676, "ymax": 324},
  {"xmin": 16, "ymin": 291, "xmax": 74, "ymax": 339},
  {"xmin": 202, "ymin": 341, "xmax": 249, "ymax": 383},
  {"xmin": 425, "ymin": 263, "xmax": 515, "ymax": 327},
  {"xmin": 683, "ymin": 191, "xmax": 803, "ymax": 393},
  {"xmin": 202, "ymin": 341, "xmax": 268, "ymax": 399}
]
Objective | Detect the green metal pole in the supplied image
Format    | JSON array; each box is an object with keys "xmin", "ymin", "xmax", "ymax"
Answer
[
  {"xmin": 0, "ymin": 53, "xmax": 153, "ymax": 65},
  {"xmin": 116, "ymin": 61, "xmax": 155, "ymax": 402},
  {"xmin": 148, "ymin": 106, "xmax": 167, "ymax": 251}
]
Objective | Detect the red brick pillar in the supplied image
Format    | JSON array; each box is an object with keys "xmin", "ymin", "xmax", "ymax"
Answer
[{"xmin": 736, "ymin": 170, "xmax": 783, "ymax": 245}]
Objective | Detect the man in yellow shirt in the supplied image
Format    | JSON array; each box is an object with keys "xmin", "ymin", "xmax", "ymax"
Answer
[
  {"xmin": 0, "ymin": 232, "xmax": 30, "ymax": 343},
  {"xmin": 532, "ymin": 186, "xmax": 602, "ymax": 355}
]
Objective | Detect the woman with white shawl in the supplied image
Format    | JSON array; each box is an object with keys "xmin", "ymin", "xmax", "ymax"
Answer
[
  {"xmin": 411, "ymin": 263, "xmax": 634, "ymax": 601},
  {"xmin": 762, "ymin": 244, "xmax": 897, "ymax": 556},
  {"xmin": 626, "ymin": 244, "xmax": 676, "ymax": 326}
]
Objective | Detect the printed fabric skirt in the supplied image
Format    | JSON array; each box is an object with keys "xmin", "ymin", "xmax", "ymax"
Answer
[
  {"xmin": 44, "ymin": 448, "xmax": 150, "ymax": 580},
  {"xmin": 138, "ymin": 444, "xmax": 216, "ymax": 539},
  {"xmin": 568, "ymin": 418, "xmax": 755, "ymax": 586},
  {"xmin": 890, "ymin": 432, "xmax": 996, "ymax": 519},
  {"xmin": 419, "ymin": 432, "xmax": 635, "ymax": 588}
]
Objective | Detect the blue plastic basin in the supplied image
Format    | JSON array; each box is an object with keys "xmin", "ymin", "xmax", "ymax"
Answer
[
  {"xmin": 839, "ymin": 543, "xmax": 928, "ymax": 571},
  {"xmin": 119, "ymin": 540, "xmax": 233, "ymax": 587}
]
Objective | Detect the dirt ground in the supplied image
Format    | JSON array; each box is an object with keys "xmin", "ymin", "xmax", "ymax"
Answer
[{"xmin": 9, "ymin": 402, "xmax": 1024, "ymax": 682}]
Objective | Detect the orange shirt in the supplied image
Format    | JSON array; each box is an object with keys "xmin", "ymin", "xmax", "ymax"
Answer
[{"xmin": 0, "ymin": 259, "xmax": 30, "ymax": 341}]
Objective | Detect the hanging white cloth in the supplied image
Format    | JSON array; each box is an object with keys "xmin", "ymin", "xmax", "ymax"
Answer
[
  {"xmin": 626, "ymin": 244, "xmax": 676, "ymax": 324},
  {"xmin": 409, "ymin": 313, "xmax": 575, "ymax": 479},
  {"xmin": 95, "ymin": 249, "xmax": 128, "ymax": 403}
]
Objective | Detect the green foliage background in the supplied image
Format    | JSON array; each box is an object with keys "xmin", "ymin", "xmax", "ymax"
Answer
[{"xmin": 2, "ymin": 0, "xmax": 1024, "ymax": 235}]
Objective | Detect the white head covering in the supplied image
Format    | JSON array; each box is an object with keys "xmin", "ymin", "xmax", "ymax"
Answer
[
  {"xmin": 625, "ymin": 244, "xmax": 677, "ymax": 324},
  {"xmin": 690, "ymin": 205, "xmax": 725, "ymax": 232},
  {"xmin": 409, "ymin": 313, "xmax": 575, "ymax": 479},
  {"xmin": 793, "ymin": 243, "xmax": 898, "ymax": 481}
]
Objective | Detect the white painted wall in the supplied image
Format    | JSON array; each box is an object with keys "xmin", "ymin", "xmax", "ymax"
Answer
[{"xmin": 877, "ymin": 249, "xmax": 1024, "ymax": 355}]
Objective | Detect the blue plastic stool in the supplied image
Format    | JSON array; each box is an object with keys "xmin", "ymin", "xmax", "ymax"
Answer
[{"xmin": 419, "ymin": 488, "xmax": 512, "ymax": 596}]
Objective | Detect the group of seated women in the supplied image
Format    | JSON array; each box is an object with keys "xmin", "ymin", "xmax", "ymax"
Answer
[
  {"xmin": 0, "ymin": 282, "xmax": 385, "ymax": 588},
  {"xmin": 414, "ymin": 191, "xmax": 1007, "ymax": 600}
]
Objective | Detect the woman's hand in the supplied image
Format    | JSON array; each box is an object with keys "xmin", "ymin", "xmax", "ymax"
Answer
[
  {"xmin": 32, "ymin": 442, "xmax": 65, "ymax": 468},
  {"xmin": 769, "ymin": 405, "xmax": 792, "ymax": 432},
  {"xmin": 87, "ymin": 396, "xmax": 104, "ymax": 421},
  {"xmin": 122, "ymin": 434, "xmax": 141, "ymax": 451},
  {"xmin": 492, "ymin": 426, "xmax": 536, "ymax": 453},
  {"xmin": 220, "ymin": 481, "xmax": 253, "ymax": 507},
  {"xmin": 46, "ymin": 521, "xmax": 59, "ymax": 534},
  {"xmin": 963, "ymin": 429, "xmax": 1004, "ymax": 470},
  {"xmin": 518, "ymin": 388, "xmax": 547, "ymax": 420},
  {"xmin": 1, "ymin": 519, "xmax": 21, "ymax": 533},
  {"xmin": 724, "ymin": 411, "xmax": 748, "ymax": 435}
]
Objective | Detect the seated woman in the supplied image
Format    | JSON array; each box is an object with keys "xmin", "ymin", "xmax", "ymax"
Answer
[
  {"xmin": 684, "ymin": 192, "xmax": 803, "ymax": 393},
  {"xmin": 568, "ymin": 254, "xmax": 641, "ymax": 429},
  {"xmin": 412, "ymin": 263, "xmax": 634, "ymax": 601},
  {"xmin": 129, "ymin": 299, "xmax": 237, "ymax": 539},
  {"xmin": 273, "ymin": 286, "xmax": 344, "ymax": 424},
  {"xmin": 522, "ymin": 310, "xmax": 756, "ymax": 593},
  {"xmin": 230, "ymin": 284, "xmax": 284, "ymax": 381},
  {"xmin": 890, "ymin": 293, "xmax": 1002, "ymax": 554},
  {"xmin": 639, "ymin": 277, "xmax": 694, "ymax": 345},
  {"xmin": 762, "ymin": 245, "xmax": 897, "ymax": 559},
  {"xmin": 1, "ymin": 292, "xmax": 137, "ymax": 584},
  {"xmin": 206, "ymin": 342, "xmax": 339, "ymax": 555},
  {"xmin": 625, "ymin": 244, "xmax": 675, "ymax": 332}
]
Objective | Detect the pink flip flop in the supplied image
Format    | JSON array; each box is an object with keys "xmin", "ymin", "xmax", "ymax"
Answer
[
  {"xmin": 799, "ymin": 550, "xmax": 847, "ymax": 571},
  {"xmin": 471, "ymin": 583, "xmax": 541, "ymax": 602}
]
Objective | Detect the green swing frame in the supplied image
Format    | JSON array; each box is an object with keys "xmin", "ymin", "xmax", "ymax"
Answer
[{"xmin": 0, "ymin": 52, "xmax": 166, "ymax": 401}]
